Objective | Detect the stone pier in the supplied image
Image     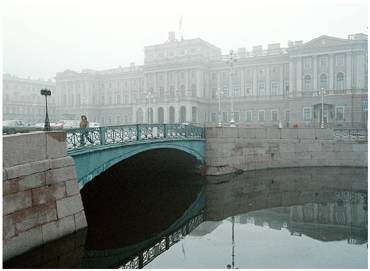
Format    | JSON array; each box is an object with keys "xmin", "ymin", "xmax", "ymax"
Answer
[
  {"xmin": 3, "ymin": 131, "xmax": 87, "ymax": 261},
  {"xmin": 205, "ymin": 127, "xmax": 367, "ymax": 175}
]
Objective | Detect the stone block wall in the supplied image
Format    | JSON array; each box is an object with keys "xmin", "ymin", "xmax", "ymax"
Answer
[
  {"xmin": 3, "ymin": 131, "xmax": 87, "ymax": 261},
  {"xmin": 205, "ymin": 127, "xmax": 368, "ymax": 175}
]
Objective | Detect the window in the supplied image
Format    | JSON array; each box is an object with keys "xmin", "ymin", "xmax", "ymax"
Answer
[
  {"xmin": 233, "ymin": 87, "xmax": 240, "ymax": 97},
  {"xmin": 223, "ymin": 86, "xmax": 229, "ymax": 96},
  {"xmin": 212, "ymin": 88, "xmax": 217, "ymax": 99},
  {"xmin": 271, "ymin": 82, "xmax": 279, "ymax": 96},
  {"xmin": 245, "ymin": 84, "xmax": 251, "ymax": 95},
  {"xmin": 232, "ymin": 112, "xmax": 240, "ymax": 122},
  {"xmin": 304, "ymin": 75, "xmax": 312, "ymax": 90},
  {"xmin": 285, "ymin": 111, "xmax": 290, "ymax": 122},
  {"xmin": 319, "ymin": 74, "xmax": 328, "ymax": 90},
  {"xmin": 285, "ymin": 82, "xmax": 290, "ymax": 96},
  {"xmin": 116, "ymin": 95, "xmax": 120, "ymax": 104},
  {"xmin": 159, "ymin": 87, "xmax": 164, "ymax": 97},
  {"xmin": 319, "ymin": 56, "xmax": 328, "ymax": 69},
  {"xmin": 336, "ymin": 54, "xmax": 344, "ymax": 66},
  {"xmin": 191, "ymin": 84, "xmax": 197, "ymax": 97},
  {"xmin": 258, "ymin": 82, "xmax": 265, "ymax": 96},
  {"xmin": 303, "ymin": 57, "xmax": 312, "ymax": 69},
  {"xmin": 258, "ymin": 110, "xmax": 265, "ymax": 122},
  {"xmin": 336, "ymin": 107, "xmax": 344, "ymax": 121},
  {"xmin": 211, "ymin": 112, "xmax": 217, "ymax": 122},
  {"xmin": 180, "ymin": 85, "xmax": 185, "ymax": 96},
  {"xmin": 303, "ymin": 107, "xmax": 312, "ymax": 121},
  {"xmin": 222, "ymin": 112, "xmax": 228, "ymax": 122},
  {"xmin": 169, "ymin": 86, "xmax": 175, "ymax": 97},
  {"xmin": 336, "ymin": 73, "xmax": 344, "ymax": 90},
  {"xmin": 246, "ymin": 111, "xmax": 252, "ymax": 122},
  {"xmin": 271, "ymin": 110, "xmax": 278, "ymax": 121}
]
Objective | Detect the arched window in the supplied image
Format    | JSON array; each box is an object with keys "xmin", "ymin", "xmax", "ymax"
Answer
[
  {"xmin": 157, "ymin": 107, "xmax": 164, "ymax": 124},
  {"xmin": 169, "ymin": 107, "xmax": 175, "ymax": 124},
  {"xmin": 304, "ymin": 75, "xmax": 312, "ymax": 90},
  {"xmin": 336, "ymin": 72, "xmax": 344, "ymax": 90},
  {"xmin": 179, "ymin": 106, "xmax": 186, "ymax": 123},
  {"xmin": 148, "ymin": 108, "xmax": 153, "ymax": 124},
  {"xmin": 320, "ymin": 74, "xmax": 328, "ymax": 90},
  {"xmin": 192, "ymin": 106, "xmax": 197, "ymax": 123},
  {"xmin": 136, "ymin": 108, "xmax": 143, "ymax": 123}
]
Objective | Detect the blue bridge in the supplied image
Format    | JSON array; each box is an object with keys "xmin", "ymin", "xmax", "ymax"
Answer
[{"xmin": 66, "ymin": 124, "xmax": 206, "ymax": 188}]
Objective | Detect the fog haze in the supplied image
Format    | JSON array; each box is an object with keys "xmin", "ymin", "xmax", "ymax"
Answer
[{"xmin": 3, "ymin": 0, "xmax": 368, "ymax": 80}]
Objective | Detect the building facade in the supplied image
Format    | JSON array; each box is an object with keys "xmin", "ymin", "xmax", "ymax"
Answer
[
  {"xmin": 54, "ymin": 32, "xmax": 368, "ymax": 128},
  {"xmin": 3, "ymin": 74, "xmax": 56, "ymax": 123}
]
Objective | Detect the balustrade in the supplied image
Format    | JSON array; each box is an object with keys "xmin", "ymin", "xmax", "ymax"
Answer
[{"xmin": 66, "ymin": 124, "xmax": 205, "ymax": 150}]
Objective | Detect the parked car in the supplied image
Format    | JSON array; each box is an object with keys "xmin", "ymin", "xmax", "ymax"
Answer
[
  {"xmin": 55, "ymin": 120, "xmax": 80, "ymax": 129},
  {"xmin": 3, "ymin": 120, "xmax": 43, "ymax": 135},
  {"xmin": 89, "ymin": 122, "xmax": 100, "ymax": 128}
]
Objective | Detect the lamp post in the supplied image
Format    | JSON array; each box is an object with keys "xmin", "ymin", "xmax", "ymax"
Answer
[
  {"xmin": 226, "ymin": 50, "xmax": 237, "ymax": 127},
  {"xmin": 320, "ymin": 87, "xmax": 325, "ymax": 129},
  {"xmin": 40, "ymin": 88, "xmax": 51, "ymax": 131},
  {"xmin": 218, "ymin": 88, "xmax": 222, "ymax": 127},
  {"xmin": 227, "ymin": 216, "xmax": 236, "ymax": 269}
]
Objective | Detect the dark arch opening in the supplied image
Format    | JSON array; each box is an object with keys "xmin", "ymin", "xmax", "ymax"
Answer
[{"xmin": 80, "ymin": 148, "xmax": 204, "ymax": 250}]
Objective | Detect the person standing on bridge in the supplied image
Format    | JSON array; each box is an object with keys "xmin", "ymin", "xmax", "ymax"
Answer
[{"xmin": 80, "ymin": 115, "xmax": 94, "ymax": 146}]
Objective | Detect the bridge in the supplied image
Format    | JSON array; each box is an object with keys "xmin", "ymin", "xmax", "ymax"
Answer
[{"xmin": 65, "ymin": 124, "xmax": 206, "ymax": 188}]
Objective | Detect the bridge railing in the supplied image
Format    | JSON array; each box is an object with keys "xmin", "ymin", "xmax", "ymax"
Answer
[
  {"xmin": 66, "ymin": 123, "xmax": 205, "ymax": 150},
  {"xmin": 333, "ymin": 128, "xmax": 368, "ymax": 141}
]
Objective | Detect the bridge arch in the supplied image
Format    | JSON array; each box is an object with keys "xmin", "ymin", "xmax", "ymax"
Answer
[{"xmin": 70, "ymin": 139, "xmax": 205, "ymax": 189}]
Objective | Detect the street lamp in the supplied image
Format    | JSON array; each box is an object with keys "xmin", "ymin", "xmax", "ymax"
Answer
[
  {"xmin": 218, "ymin": 88, "xmax": 223, "ymax": 127},
  {"xmin": 226, "ymin": 50, "xmax": 237, "ymax": 127},
  {"xmin": 40, "ymin": 88, "xmax": 51, "ymax": 131},
  {"xmin": 227, "ymin": 216, "xmax": 236, "ymax": 269}
]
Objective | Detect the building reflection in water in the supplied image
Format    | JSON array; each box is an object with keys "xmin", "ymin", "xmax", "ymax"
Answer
[{"xmin": 3, "ymin": 167, "xmax": 367, "ymax": 269}]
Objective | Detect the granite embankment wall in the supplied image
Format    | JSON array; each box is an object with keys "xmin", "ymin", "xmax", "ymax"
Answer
[
  {"xmin": 205, "ymin": 128, "xmax": 367, "ymax": 175},
  {"xmin": 3, "ymin": 132, "xmax": 87, "ymax": 261}
]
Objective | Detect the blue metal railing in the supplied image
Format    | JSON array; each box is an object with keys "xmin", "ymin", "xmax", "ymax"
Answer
[
  {"xmin": 334, "ymin": 128, "xmax": 367, "ymax": 141},
  {"xmin": 66, "ymin": 123, "xmax": 205, "ymax": 150}
]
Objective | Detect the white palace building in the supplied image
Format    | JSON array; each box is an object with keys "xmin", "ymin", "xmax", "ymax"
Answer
[{"xmin": 54, "ymin": 32, "xmax": 368, "ymax": 128}]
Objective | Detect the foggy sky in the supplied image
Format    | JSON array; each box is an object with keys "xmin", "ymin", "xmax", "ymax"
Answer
[{"xmin": 3, "ymin": 0, "xmax": 368, "ymax": 80}]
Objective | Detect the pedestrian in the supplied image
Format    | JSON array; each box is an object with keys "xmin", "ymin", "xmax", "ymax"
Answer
[{"xmin": 80, "ymin": 115, "xmax": 94, "ymax": 145}]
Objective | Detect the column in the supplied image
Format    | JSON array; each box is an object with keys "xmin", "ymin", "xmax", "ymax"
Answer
[
  {"xmin": 187, "ymin": 104, "xmax": 192, "ymax": 122},
  {"xmin": 279, "ymin": 65, "xmax": 284, "ymax": 96},
  {"xmin": 197, "ymin": 71, "xmax": 202, "ymax": 97},
  {"xmin": 175, "ymin": 71, "xmax": 178, "ymax": 96},
  {"xmin": 164, "ymin": 71, "xmax": 168, "ymax": 96},
  {"xmin": 163, "ymin": 107, "xmax": 169, "ymax": 123},
  {"xmin": 185, "ymin": 69, "xmax": 189, "ymax": 96},
  {"xmin": 153, "ymin": 72, "xmax": 157, "ymax": 95},
  {"xmin": 296, "ymin": 57, "xmax": 302, "ymax": 94},
  {"xmin": 313, "ymin": 55, "xmax": 317, "ymax": 91},
  {"xmin": 266, "ymin": 66, "xmax": 270, "ymax": 97},
  {"xmin": 240, "ymin": 68, "xmax": 245, "ymax": 96},
  {"xmin": 252, "ymin": 68, "xmax": 257, "ymax": 96},
  {"xmin": 329, "ymin": 54, "xmax": 334, "ymax": 90},
  {"xmin": 289, "ymin": 60, "xmax": 295, "ymax": 96},
  {"xmin": 346, "ymin": 52, "xmax": 352, "ymax": 89},
  {"xmin": 217, "ymin": 71, "xmax": 221, "ymax": 94}
]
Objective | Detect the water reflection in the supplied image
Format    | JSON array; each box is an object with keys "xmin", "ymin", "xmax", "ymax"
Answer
[{"xmin": 3, "ymin": 167, "xmax": 367, "ymax": 269}]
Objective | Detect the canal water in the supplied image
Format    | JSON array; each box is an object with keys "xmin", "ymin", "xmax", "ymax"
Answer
[{"xmin": 4, "ymin": 166, "xmax": 367, "ymax": 269}]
